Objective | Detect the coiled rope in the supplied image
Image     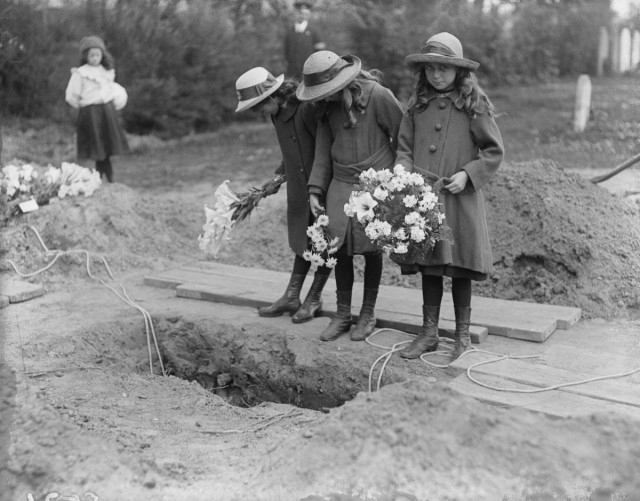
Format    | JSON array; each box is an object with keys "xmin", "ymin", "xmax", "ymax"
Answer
[
  {"xmin": 4, "ymin": 225, "xmax": 166, "ymax": 377},
  {"xmin": 365, "ymin": 327, "xmax": 640, "ymax": 394}
]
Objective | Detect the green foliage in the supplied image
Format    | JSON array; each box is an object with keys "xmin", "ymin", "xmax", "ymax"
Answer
[{"xmin": 0, "ymin": 0, "xmax": 618, "ymax": 137}]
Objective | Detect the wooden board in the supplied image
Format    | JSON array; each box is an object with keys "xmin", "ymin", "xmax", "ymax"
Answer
[
  {"xmin": 450, "ymin": 372, "xmax": 640, "ymax": 420},
  {"xmin": 0, "ymin": 278, "xmax": 44, "ymax": 303},
  {"xmin": 176, "ymin": 281, "xmax": 488, "ymax": 344},
  {"xmin": 449, "ymin": 350, "xmax": 640, "ymax": 408},
  {"xmin": 145, "ymin": 261, "xmax": 582, "ymax": 343}
]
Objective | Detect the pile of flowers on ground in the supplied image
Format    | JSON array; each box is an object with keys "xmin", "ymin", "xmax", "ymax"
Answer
[
  {"xmin": 303, "ymin": 212, "xmax": 339, "ymax": 270},
  {"xmin": 0, "ymin": 160, "xmax": 101, "ymax": 220},
  {"xmin": 344, "ymin": 164, "xmax": 452, "ymax": 263}
]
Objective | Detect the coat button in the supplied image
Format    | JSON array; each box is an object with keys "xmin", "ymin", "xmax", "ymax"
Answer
[
  {"xmin": 429, "ymin": 145, "xmax": 437, "ymax": 153},
  {"xmin": 435, "ymin": 123, "xmax": 442, "ymax": 131},
  {"xmin": 439, "ymin": 101, "xmax": 447, "ymax": 109},
  {"xmin": 291, "ymin": 136, "xmax": 297, "ymax": 142}
]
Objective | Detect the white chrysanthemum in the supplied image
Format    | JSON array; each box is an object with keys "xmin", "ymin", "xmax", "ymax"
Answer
[
  {"xmin": 410, "ymin": 226, "xmax": 426, "ymax": 243},
  {"xmin": 325, "ymin": 256, "xmax": 338, "ymax": 268},
  {"xmin": 403, "ymin": 194, "xmax": 418, "ymax": 208},
  {"xmin": 316, "ymin": 214, "xmax": 329, "ymax": 226},
  {"xmin": 373, "ymin": 186, "xmax": 389, "ymax": 201},
  {"xmin": 394, "ymin": 243, "xmax": 408, "ymax": 254}
]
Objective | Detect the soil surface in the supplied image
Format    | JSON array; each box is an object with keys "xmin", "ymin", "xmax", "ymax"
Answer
[{"xmin": 2, "ymin": 127, "xmax": 640, "ymax": 501}]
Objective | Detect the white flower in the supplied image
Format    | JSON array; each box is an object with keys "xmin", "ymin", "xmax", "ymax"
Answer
[
  {"xmin": 350, "ymin": 192, "xmax": 378, "ymax": 222},
  {"xmin": 438, "ymin": 213, "xmax": 446, "ymax": 225},
  {"xmin": 404, "ymin": 211, "xmax": 422, "ymax": 225},
  {"xmin": 410, "ymin": 226, "xmax": 426, "ymax": 243},
  {"xmin": 394, "ymin": 243, "xmax": 409, "ymax": 254},
  {"xmin": 359, "ymin": 168, "xmax": 379, "ymax": 182},
  {"xmin": 373, "ymin": 186, "xmax": 389, "ymax": 201},
  {"xmin": 403, "ymin": 194, "xmax": 418, "ymax": 208},
  {"xmin": 394, "ymin": 228, "xmax": 407, "ymax": 240},
  {"xmin": 316, "ymin": 214, "xmax": 329, "ymax": 226},
  {"xmin": 198, "ymin": 180, "xmax": 240, "ymax": 258},
  {"xmin": 393, "ymin": 164, "xmax": 406, "ymax": 176}
]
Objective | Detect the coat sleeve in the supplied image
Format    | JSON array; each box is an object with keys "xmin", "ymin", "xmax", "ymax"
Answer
[
  {"xmin": 65, "ymin": 70, "xmax": 82, "ymax": 109},
  {"xmin": 373, "ymin": 85, "xmax": 403, "ymax": 154},
  {"xmin": 307, "ymin": 117, "xmax": 333, "ymax": 196},
  {"xmin": 463, "ymin": 112, "xmax": 504, "ymax": 191},
  {"xmin": 394, "ymin": 111, "xmax": 416, "ymax": 172}
]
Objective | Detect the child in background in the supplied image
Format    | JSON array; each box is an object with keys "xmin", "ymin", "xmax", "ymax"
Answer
[
  {"xmin": 234, "ymin": 67, "xmax": 331, "ymax": 323},
  {"xmin": 394, "ymin": 32, "xmax": 504, "ymax": 360},
  {"xmin": 65, "ymin": 36, "xmax": 129, "ymax": 183},
  {"xmin": 297, "ymin": 51, "xmax": 403, "ymax": 342}
]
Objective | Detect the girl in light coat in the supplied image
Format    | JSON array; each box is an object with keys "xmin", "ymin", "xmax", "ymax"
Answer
[
  {"xmin": 394, "ymin": 32, "xmax": 504, "ymax": 360},
  {"xmin": 65, "ymin": 36, "xmax": 128, "ymax": 183}
]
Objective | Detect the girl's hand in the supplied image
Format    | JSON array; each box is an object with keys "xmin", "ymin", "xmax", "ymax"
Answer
[
  {"xmin": 444, "ymin": 171, "xmax": 469, "ymax": 194},
  {"xmin": 309, "ymin": 193, "xmax": 325, "ymax": 218}
]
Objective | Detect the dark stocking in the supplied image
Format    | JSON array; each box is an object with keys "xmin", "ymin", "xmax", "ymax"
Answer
[{"xmin": 422, "ymin": 274, "xmax": 444, "ymax": 307}]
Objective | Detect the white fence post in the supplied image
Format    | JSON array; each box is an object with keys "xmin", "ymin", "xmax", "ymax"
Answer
[{"xmin": 574, "ymin": 74, "xmax": 592, "ymax": 134}]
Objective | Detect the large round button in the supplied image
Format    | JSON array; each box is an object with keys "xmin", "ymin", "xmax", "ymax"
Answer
[
  {"xmin": 429, "ymin": 145, "xmax": 437, "ymax": 153},
  {"xmin": 435, "ymin": 123, "xmax": 442, "ymax": 131},
  {"xmin": 439, "ymin": 101, "xmax": 447, "ymax": 109}
]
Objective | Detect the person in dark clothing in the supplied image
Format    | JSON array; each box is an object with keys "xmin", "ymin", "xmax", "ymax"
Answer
[{"xmin": 283, "ymin": 1, "xmax": 326, "ymax": 79}]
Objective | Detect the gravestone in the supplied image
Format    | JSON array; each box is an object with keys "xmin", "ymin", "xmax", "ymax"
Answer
[
  {"xmin": 574, "ymin": 75, "xmax": 591, "ymax": 134},
  {"xmin": 619, "ymin": 27, "xmax": 631, "ymax": 73}
]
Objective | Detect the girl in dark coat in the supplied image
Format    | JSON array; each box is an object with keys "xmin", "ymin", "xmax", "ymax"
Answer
[
  {"xmin": 235, "ymin": 67, "xmax": 331, "ymax": 323},
  {"xmin": 297, "ymin": 51, "xmax": 404, "ymax": 342},
  {"xmin": 394, "ymin": 32, "xmax": 504, "ymax": 360}
]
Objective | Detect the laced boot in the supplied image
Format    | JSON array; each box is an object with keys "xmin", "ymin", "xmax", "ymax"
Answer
[
  {"xmin": 400, "ymin": 305, "xmax": 440, "ymax": 359},
  {"xmin": 319, "ymin": 290, "xmax": 353, "ymax": 341},
  {"xmin": 351, "ymin": 288, "xmax": 378, "ymax": 341},
  {"xmin": 292, "ymin": 273, "xmax": 330, "ymax": 324},
  {"xmin": 258, "ymin": 273, "xmax": 305, "ymax": 317},
  {"xmin": 451, "ymin": 306, "xmax": 472, "ymax": 360}
]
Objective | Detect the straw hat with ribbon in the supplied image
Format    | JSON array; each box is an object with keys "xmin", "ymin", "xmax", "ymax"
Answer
[
  {"xmin": 296, "ymin": 50, "xmax": 362, "ymax": 102},
  {"xmin": 405, "ymin": 32, "xmax": 479, "ymax": 72},
  {"xmin": 235, "ymin": 67, "xmax": 285, "ymax": 113}
]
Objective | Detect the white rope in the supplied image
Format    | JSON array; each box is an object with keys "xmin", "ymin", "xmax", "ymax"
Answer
[
  {"xmin": 364, "ymin": 327, "xmax": 640, "ymax": 395},
  {"xmin": 4, "ymin": 225, "xmax": 166, "ymax": 377}
]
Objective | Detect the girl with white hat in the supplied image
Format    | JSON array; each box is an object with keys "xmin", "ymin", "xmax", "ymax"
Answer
[
  {"xmin": 297, "ymin": 51, "xmax": 404, "ymax": 342},
  {"xmin": 394, "ymin": 32, "xmax": 504, "ymax": 360},
  {"xmin": 235, "ymin": 67, "xmax": 331, "ymax": 324}
]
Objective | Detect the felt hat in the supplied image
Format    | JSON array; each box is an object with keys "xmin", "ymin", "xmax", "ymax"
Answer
[
  {"xmin": 293, "ymin": 1, "xmax": 313, "ymax": 9},
  {"xmin": 405, "ymin": 32, "xmax": 479, "ymax": 72},
  {"xmin": 79, "ymin": 35, "xmax": 107, "ymax": 54},
  {"xmin": 234, "ymin": 67, "xmax": 284, "ymax": 113},
  {"xmin": 296, "ymin": 51, "xmax": 362, "ymax": 102}
]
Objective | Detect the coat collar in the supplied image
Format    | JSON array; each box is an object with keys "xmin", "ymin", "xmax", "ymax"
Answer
[
  {"xmin": 275, "ymin": 100, "xmax": 300, "ymax": 122},
  {"xmin": 425, "ymin": 87, "xmax": 465, "ymax": 110}
]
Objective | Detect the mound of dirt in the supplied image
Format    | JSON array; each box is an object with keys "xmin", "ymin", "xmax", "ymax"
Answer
[
  {"xmin": 481, "ymin": 160, "xmax": 640, "ymax": 318},
  {"xmin": 253, "ymin": 379, "xmax": 640, "ymax": 500},
  {"xmin": 0, "ymin": 183, "xmax": 195, "ymax": 283}
]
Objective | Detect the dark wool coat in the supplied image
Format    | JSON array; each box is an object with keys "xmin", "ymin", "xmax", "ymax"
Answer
[
  {"xmin": 308, "ymin": 81, "xmax": 404, "ymax": 254},
  {"xmin": 395, "ymin": 88, "xmax": 504, "ymax": 277},
  {"xmin": 284, "ymin": 26, "xmax": 323, "ymax": 78},
  {"xmin": 271, "ymin": 100, "xmax": 318, "ymax": 256}
]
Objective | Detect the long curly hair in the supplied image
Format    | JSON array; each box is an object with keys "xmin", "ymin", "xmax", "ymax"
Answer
[
  {"xmin": 272, "ymin": 80, "xmax": 300, "ymax": 107},
  {"xmin": 335, "ymin": 69, "xmax": 383, "ymax": 128},
  {"xmin": 407, "ymin": 67, "xmax": 494, "ymax": 118}
]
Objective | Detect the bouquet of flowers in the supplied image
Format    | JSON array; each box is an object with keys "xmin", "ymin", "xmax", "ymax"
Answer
[
  {"xmin": 302, "ymin": 212, "xmax": 339, "ymax": 270},
  {"xmin": 198, "ymin": 175, "xmax": 285, "ymax": 258},
  {"xmin": 344, "ymin": 164, "xmax": 452, "ymax": 264},
  {"xmin": 1, "ymin": 160, "xmax": 101, "ymax": 220}
]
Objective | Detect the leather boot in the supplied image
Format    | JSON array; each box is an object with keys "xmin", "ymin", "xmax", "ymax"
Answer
[
  {"xmin": 400, "ymin": 305, "xmax": 440, "ymax": 359},
  {"xmin": 292, "ymin": 273, "xmax": 330, "ymax": 324},
  {"xmin": 351, "ymin": 288, "xmax": 378, "ymax": 341},
  {"xmin": 319, "ymin": 290, "xmax": 353, "ymax": 341},
  {"xmin": 258, "ymin": 273, "xmax": 305, "ymax": 317},
  {"xmin": 451, "ymin": 306, "xmax": 472, "ymax": 360}
]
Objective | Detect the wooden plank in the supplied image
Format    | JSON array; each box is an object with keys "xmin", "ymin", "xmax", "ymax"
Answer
[
  {"xmin": 146, "ymin": 262, "xmax": 581, "ymax": 343},
  {"xmin": 450, "ymin": 373, "xmax": 640, "ymax": 420},
  {"xmin": 176, "ymin": 282, "xmax": 489, "ymax": 344},
  {"xmin": 0, "ymin": 278, "xmax": 44, "ymax": 303},
  {"xmin": 449, "ymin": 350, "xmax": 640, "ymax": 407}
]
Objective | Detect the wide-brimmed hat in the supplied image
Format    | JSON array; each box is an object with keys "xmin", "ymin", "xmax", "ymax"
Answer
[
  {"xmin": 405, "ymin": 32, "xmax": 479, "ymax": 72},
  {"xmin": 293, "ymin": 1, "xmax": 312, "ymax": 9},
  {"xmin": 296, "ymin": 51, "xmax": 362, "ymax": 102},
  {"xmin": 79, "ymin": 35, "xmax": 107, "ymax": 54},
  {"xmin": 235, "ymin": 67, "xmax": 284, "ymax": 113}
]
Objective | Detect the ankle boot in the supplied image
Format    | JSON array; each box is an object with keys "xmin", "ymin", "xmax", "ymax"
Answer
[
  {"xmin": 319, "ymin": 290, "xmax": 353, "ymax": 341},
  {"xmin": 258, "ymin": 273, "xmax": 305, "ymax": 317},
  {"xmin": 400, "ymin": 305, "xmax": 440, "ymax": 359},
  {"xmin": 351, "ymin": 288, "xmax": 378, "ymax": 341},
  {"xmin": 452, "ymin": 306, "xmax": 472, "ymax": 359},
  {"xmin": 292, "ymin": 273, "xmax": 330, "ymax": 324}
]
